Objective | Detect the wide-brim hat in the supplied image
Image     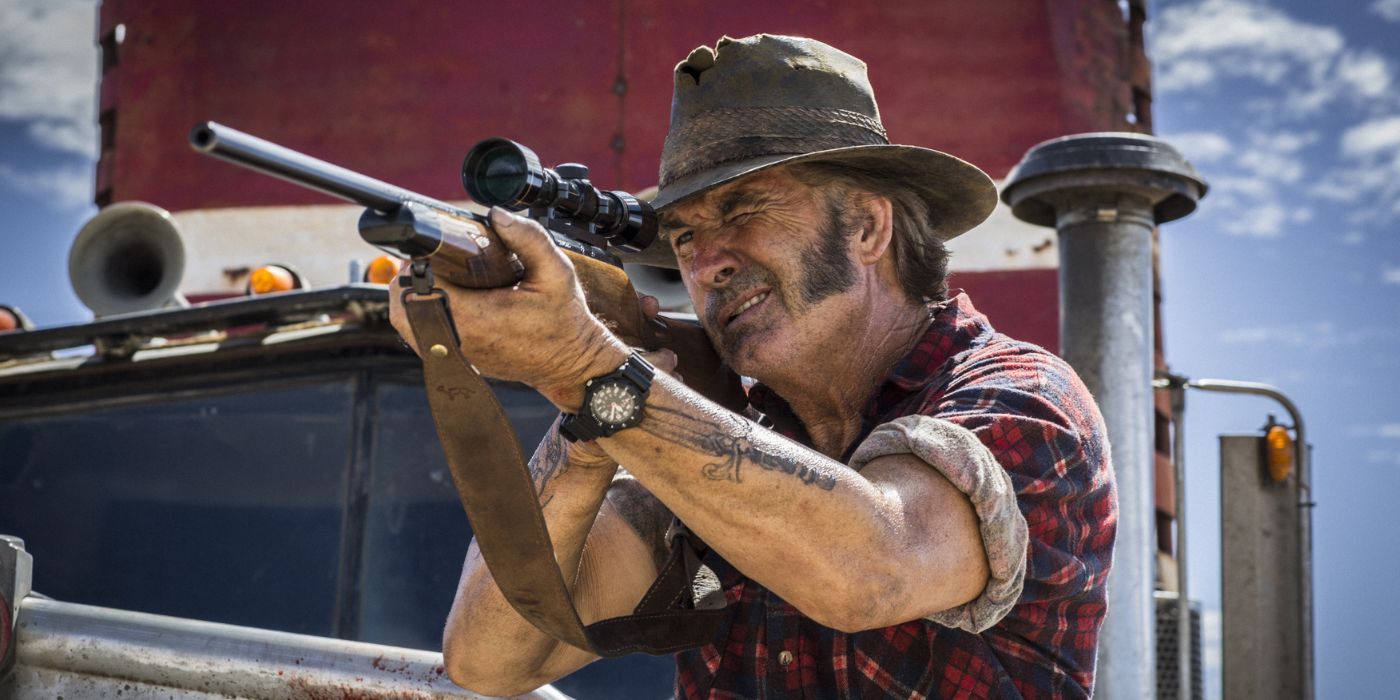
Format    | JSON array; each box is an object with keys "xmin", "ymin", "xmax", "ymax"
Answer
[{"xmin": 619, "ymin": 34, "xmax": 996, "ymax": 269}]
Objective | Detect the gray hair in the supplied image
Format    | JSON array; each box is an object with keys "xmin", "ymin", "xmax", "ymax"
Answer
[{"xmin": 787, "ymin": 162, "xmax": 951, "ymax": 303}]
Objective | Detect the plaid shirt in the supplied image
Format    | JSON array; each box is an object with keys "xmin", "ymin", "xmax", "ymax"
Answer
[{"xmin": 675, "ymin": 293, "xmax": 1116, "ymax": 699}]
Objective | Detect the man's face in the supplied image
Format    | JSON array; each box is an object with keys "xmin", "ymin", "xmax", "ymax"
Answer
[{"xmin": 659, "ymin": 167, "xmax": 860, "ymax": 378}]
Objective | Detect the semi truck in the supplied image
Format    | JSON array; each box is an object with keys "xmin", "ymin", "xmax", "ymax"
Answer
[{"xmin": 1, "ymin": 2, "xmax": 1313, "ymax": 697}]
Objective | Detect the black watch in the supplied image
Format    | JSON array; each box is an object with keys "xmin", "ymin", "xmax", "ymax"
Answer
[{"xmin": 558, "ymin": 352, "xmax": 655, "ymax": 442}]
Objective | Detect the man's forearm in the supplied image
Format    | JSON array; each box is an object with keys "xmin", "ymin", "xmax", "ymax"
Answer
[
  {"xmin": 442, "ymin": 421, "xmax": 615, "ymax": 691},
  {"xmin": 594, "ymin": 374, "xmax": 976, "ymax": 631}
]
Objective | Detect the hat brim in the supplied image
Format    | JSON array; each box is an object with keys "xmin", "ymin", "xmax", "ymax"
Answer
[{"xmin": 616, "ymin": 144, "xmax": 997, "ymax": 268}]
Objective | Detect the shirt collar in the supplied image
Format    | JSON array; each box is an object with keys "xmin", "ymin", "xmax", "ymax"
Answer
[
  {"xmin": 747, "ymin": 292, "xmax": 993, "ymax": 436},
  {"xmin": 884, "ymin": 291, "xmax": 989, "ymax": 391}
]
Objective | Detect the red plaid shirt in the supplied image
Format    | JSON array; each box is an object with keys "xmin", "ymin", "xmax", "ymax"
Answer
[{"xmin": 675, "ymin": 293, "xmax": 1116, "ymax": 699}]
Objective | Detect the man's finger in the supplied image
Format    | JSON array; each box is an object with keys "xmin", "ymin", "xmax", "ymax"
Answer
[
  {"xmin": 640, "ymin": 294, "xmax": 661, "ymax": 319},
  {"xmin": 488, "ymin": 207, "xmax": 568, "ymax": 283}
]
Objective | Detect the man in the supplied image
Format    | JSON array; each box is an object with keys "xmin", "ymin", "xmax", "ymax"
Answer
[{"xmin": 392, "ymin": 34, "xmax": 1115, "ymax": 699}]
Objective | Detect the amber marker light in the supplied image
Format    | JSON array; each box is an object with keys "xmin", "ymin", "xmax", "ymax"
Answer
[
  {"xmin": 364, "ymin": 255, "xmax": 400, "ymax": 285},
  {"xmin": 247, "ymin": 265, "xmax": 300, "ymax": 295},
  {"xmin": 0, "ymin": 305, "xmax": 31, "ymax": 333},
  {"xmin": 1265, "ymin": 424, "xmax": 1294, "ymax": 482}
]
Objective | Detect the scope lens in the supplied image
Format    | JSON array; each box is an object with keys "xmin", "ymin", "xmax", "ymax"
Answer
[{"xmin": 464, "ymin": 140, "xmax": 531, "ymax": 206}]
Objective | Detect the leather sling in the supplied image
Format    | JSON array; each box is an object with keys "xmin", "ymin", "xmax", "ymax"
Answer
[{"xmin": 403, "ymin": 291, "xmax": 727, "ymax": 656}]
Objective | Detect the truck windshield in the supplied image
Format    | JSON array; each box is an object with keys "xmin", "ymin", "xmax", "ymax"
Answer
[
  {"xmin": 0, "ymin": 377, "xmax": 357, "ymax": 635},
  {"xmin": 0, "ymin": 370, "xmax": 558, "ymax": 640},
  {"xmin": 0, "ymin": 358, "xmax": 674, "ymax": 697}
]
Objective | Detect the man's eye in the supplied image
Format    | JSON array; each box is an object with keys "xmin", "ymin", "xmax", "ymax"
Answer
[
  {"xmin": 728, "ymin": 211, "xmax": 756, "ymax": 225},
  {"xmin": 672, "ymin": 231, "xmax": 693, "ymax": 248}
]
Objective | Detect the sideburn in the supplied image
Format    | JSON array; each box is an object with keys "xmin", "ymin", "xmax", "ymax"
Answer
[{"xmin": 798, "ymin": 196, "xmax": 859, "ymax": 305}]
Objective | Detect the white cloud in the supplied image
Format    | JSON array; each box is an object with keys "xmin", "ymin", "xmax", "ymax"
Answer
[
  {"xmin": 1341, "ymin": 116, "xmax": 1400, "ymax": 158},
  {"xmin": 1218, "ymin": 322, "xmax": 1400, "ymax": 349},
  {"xmin": 1154, "ymin": 1, "xmax": 1342, "ymax": 70},
  {"xmin": 1384, "ymin": 266, "xmax": 1400, "ymax": 284},
  {"xmin": 1238, "ymin": 147, "xmax": 1304, "ymax": 183},
  {"xmin": 1219, "ymin": 326, "xmax": 1274, "ymax": 344},
  {"xmin": 1313, "ymin": 178, "xmax": 1361, "ymax": 203},
  {"xmin": 1343, "ymin": 231, "xmax": 1365, "ymax": 245},
  {"xmin": 27, "ymin": 119, "xmax": 94, "ymax": 155},
  {"xmin": 0, "ymin": 163, "xmax": 92, "ymax": 209},
  {"xmin": 1210, "ymin": 175, "xmax": 1270, "ymax": 197},
  {"xmin": 1336, "ymin": 50, "xmax": 1393, "ymax": 99},
  {"xmin": 1152, "ymin": 0, "xmax": 1395, "ymax": 115},
  {"xmin": 1349, "ymin": 423, "xmax": 1400, "ymax": 438},
  {"xmin": 1219, "ymin": 322, "xmax": 1322, "ymax": 346},
  {"xmin": 1364, "ymin": 449, "xmax": 1400, "ymax": 466},
  {"xmin": 1372, "ymin": 0, "xmax": 1400, "ymax": 22},
  {"xmin": 1189, "ymin": 129, "xmax": 1313, "ymax": 232},
  {"xmin": 1255, "ymin": 130, "xmax": 1317, "ymax": 154},
  {"xmin": 1330, "ymin": 116, "xmax": 1400, "ymax": 221},
  {"xmin": 0, "ymin": 0, "xmax": 99, "ymax": 158},
  {"xmin": 1223, "ymin": 200, "xmax": 1286, "ymax": 237},
  {"xmin": 1163, "ymin": 131, "xmax": 1233, "ymax": 162},
  {"xmin": 1154, "ymin": 4, "xmax": 1400, "ymax": 235},
  {"xmin": 1290, "ymin": 50, "xmax": 1394, "ymax": 114},
  {"xmin": 1314, "ymin": 164, "xmax": 1395, "ymax": 204},
  {"xmin": 1156, "ymin": 59, "xmax": 1216, "ymax": 91}
]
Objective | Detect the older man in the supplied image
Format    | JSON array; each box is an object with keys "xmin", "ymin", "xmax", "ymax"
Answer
[{"xmin": 394, "ymin": 34, "xmax": 1115, "ymax": 699}]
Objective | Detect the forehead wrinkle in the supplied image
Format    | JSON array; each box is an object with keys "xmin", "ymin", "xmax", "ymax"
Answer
[
  {"xmin": 716, "ymin": 187, "xmax": 769, "ymax": 218},
  {"xmin": 659, "ymin": 171, "xmax": 791, "ymax": 231}
]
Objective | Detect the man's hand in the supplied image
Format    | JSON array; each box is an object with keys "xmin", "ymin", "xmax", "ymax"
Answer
[{"xmin": 388, "ymin": 207, "xmax": 630, "ymax": 411}]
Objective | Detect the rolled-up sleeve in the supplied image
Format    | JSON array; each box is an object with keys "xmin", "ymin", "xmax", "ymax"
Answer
[{"xmin": 849, "ymin": 415, "xmax": 1029, "ymax": 633}]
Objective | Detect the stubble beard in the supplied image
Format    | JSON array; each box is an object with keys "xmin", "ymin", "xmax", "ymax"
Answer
[{"xmin": 702, "ymin": 201, "xmax": 858, "ymax": 371}]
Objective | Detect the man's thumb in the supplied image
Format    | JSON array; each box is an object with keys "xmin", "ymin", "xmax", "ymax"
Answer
[{"xmin": 488, "ymin": 207, "xmax": 565, "ymax": 279}]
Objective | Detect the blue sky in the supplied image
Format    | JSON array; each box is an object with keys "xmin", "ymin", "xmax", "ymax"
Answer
[
  {"xmin": 1, "ymin": 0, "xmax": 1397, "ymax": 697},
  {"xmin": 1149, "ymin": 0, "xmax": 1400, "ymax": 696},
  {"xmin": 0, "ymin": 0, "xmax": 93, "ymax": 326}
]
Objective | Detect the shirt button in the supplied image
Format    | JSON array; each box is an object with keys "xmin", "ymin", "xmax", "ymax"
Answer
[{"xmin": 777, "ymin": 650, "xmax": 794, "ymax": 666}]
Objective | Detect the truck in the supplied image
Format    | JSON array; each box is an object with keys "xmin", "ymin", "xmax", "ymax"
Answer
[
  {"xmin": 1, "ymin": 2, "xmax": 1314, "ymax": 697},
  {"xmin": 0, "ymin": 224, "xmax": 674, "ymax": 696}
]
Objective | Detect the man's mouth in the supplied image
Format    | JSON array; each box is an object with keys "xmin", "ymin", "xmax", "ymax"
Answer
[{"xmin": 727, "ymin": 291, "xmax": 770, "ymax": 325}]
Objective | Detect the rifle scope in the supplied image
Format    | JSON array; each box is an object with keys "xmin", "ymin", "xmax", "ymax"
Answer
[{"xmin": 462, "ymin": 138, "xmax": 656, "ymax": 253}]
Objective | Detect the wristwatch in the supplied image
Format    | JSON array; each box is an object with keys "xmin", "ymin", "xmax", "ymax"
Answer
[{"xmin": 558, "ymin": 352, "xmax": 655, "ymax": 442}]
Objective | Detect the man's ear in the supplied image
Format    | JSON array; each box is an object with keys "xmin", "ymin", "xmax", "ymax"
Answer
[{"xmin": 854, "ymin": 194, "xmax": 894, "ymax": 265}]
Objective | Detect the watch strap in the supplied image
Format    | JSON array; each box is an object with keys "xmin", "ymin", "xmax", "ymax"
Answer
[{"xmin": 559, "ymin": 352, "xmax": 655, "ymax": 442}]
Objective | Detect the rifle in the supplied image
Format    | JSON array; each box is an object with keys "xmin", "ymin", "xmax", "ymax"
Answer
[
  {"xmin": 190, "ymin": 123, "xmax": 733, "ymax": 657},
  {"xmin": 189, "ymin": 122, "xmax": 744, "ymax": 411}
]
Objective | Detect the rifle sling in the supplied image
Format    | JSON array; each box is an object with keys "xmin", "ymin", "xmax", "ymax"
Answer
[{"xmin": 404, "ymin": 292, "xmax": 726, "ymax": 657}]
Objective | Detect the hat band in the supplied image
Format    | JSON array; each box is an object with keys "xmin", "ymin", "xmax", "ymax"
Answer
[{"xmin": 659, "ymin": 106, "xmax": 889, "ymax": 187}]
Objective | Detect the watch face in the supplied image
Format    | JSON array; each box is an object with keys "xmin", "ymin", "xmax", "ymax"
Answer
[{"xmin": 589, "ymin": 381, "xmax": 640, "ymax": 426}]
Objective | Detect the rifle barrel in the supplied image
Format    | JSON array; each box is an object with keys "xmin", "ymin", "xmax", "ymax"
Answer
[{"xmin": 189, "ymin": 122, "xmax": 465, "ymax": 216}]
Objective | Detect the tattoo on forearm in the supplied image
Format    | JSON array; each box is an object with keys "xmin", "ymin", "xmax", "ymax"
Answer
[
  {"xmin": 528, "ymin": 429, "xmax": 569, "ymax": 507},
  {"xmin": 644, "ymin": 406, "xmax": 839, "ymax": 491},
  {"xmin": 698, "ymin": 432, "xmax": 838, "ymax": 489}
]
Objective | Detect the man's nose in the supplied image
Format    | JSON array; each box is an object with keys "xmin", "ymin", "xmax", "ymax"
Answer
[{"xmin": 690, "ymin": 237, "xmax": 740, "ymax": 288}]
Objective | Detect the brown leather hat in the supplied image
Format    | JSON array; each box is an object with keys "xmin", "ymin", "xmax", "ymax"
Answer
[{"xmin": 623, "ymin": 34, "xmax": 996, "ymax": 268}]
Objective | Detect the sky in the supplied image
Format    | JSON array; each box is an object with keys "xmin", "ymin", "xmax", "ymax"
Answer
[
  {"xmin": 1149, "ymin": 0, "xmax": 1400, "ymax": 697},
  {"xmin": 1, "ymin": 0, "xmax": 1398, "ymax": 697}
]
